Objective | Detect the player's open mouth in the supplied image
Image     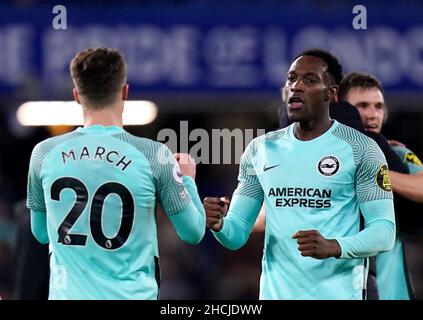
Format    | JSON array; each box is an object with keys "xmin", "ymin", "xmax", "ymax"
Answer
[
  {"xmin": 288, "ymin": 96, "xmax": 304, "ymax": 109},
  {"xmin": 364, "ymin": 124, "xmax": 379, "ymax": 132}
]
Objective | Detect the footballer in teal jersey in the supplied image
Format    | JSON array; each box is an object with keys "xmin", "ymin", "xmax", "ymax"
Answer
[
  {"xmin": 204, "ymin": 50, "xmax": 395, "ymax": 300},
  {"xmin": 215, "ymin": 121, "xmax": 395, "ymax": 299},
  {"xmin": 26, "ymin": 48, "xmax": 205, "ymax": 299}
]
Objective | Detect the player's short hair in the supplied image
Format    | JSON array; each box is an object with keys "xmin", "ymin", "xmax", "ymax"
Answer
[
  {"xmin": 70, "ymin": 47, "xmax": 127, "ymax": 109},
  {"xmin": 338, "ymin": 72, "xmax": 384, "ymax": 101},
  {"xmin": 295, "ymin": 49, "xmax": 343, "ymax": 86}
]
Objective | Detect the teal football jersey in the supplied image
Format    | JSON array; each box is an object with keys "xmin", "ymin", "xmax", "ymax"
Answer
[
  {"xmin": 223, "ymin": 120, "xmax": 394, "ymax": 300},
  {"xmin": 27, "ymin": 125, "xmax": 204, "ymax": 299}
]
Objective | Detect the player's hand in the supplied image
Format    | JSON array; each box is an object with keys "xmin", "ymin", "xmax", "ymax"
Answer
[
  {"xmin": 292, "ymin": 230, "xmax": 341, "ymax": 259},
  {"xmin": 388, "ymin": 139, "xmax": 406, "ymax": 147},
  {"xmin": 174, "ymin": 153, "xmax": 196, "ymax": 180},
  {"xmin": 203, "ymin": 197, "xmax": 230, "ymax": 232}
]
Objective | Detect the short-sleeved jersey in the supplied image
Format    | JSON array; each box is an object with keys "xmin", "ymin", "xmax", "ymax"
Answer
[
  {"xmin": 27, "ymin": 125, "xmax": 192, "ymax": 299},
  {"xmin": 234, "ymin": 120, "xmax": 393, "ymax": 299}
]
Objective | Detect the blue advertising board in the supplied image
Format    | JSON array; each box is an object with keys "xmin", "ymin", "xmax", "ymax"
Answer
[{"xmin": 0, "ymin": 3, "xmax": 422, "ymax": 94}]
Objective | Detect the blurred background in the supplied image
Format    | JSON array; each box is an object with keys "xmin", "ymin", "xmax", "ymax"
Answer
[{"xmin": 0, "ymin": 0, "xmax": 422, "ymax": 299}]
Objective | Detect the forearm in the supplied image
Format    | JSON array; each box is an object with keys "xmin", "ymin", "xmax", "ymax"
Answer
[
  {"xmin": 169, "ymin": 176, "xmax": 206, "ymax": 244},
  {"xmin": 213, "ymin": 195, "xmax": 262, "ymax": 250},
  {"xmin": 335, "ymin": 199, "xmax": 395, "ymax": 259},
  {"xmin": 182, "ymin": 176, "xmax": 204, "ymax": 213},
  {"xmin": 30, "ymin": 210, "xmax": 49, "ymax": 244},
  {"xmin": 389, "ymin": 170, "xmax": 423, "ymax": 203},
  {"xmin": 169, "ymin": 201, "xmax": 205, "ymax": 244}
]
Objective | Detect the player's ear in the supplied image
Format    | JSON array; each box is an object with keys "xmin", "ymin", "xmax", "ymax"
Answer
[
  {"xmin": 327, "ymin": 85, "xmax": 338, "ymax": 102},
  {"xmin": 122, "ymin": 84, "xmax": 129, "ymax": 101},
  {"xmin": 73, "ymin": 88, "xmax": 81, "ymax": 104}
]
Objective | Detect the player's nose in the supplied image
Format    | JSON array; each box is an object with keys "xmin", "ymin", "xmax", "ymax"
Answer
[{"xmin": 290, "ymin": 80, "xmax": 304, "ymax": 92}]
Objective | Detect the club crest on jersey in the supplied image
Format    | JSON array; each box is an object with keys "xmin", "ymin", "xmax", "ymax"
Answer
[
  {"xmin": 376, "ymin": 164, "xmax": 392, "ymax": 191},
  {"xmin": 317, "ymin": 156, "xmax": 340, "ymax": 176},
  {"xmin": 172, "ymin": 163, "xmax": 183, "ymax": 184}
]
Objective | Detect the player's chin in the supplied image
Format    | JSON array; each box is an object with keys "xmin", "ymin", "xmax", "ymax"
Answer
[{"xmin": 287, "ymin": 112, "xmax": 305, "ymax": 123}]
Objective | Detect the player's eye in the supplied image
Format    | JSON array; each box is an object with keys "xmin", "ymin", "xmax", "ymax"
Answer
[
  {"xmin": 304, "ymin": 77, "xmax": 317, "ymax": 84},
  {"xmin": 287, "ymin": 75, "xmax": 296, "ymax": 83}
]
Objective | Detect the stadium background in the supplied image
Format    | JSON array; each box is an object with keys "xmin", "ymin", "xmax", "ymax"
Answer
[{"xmin": 0, "ymin": 0, "xmax": 422, "ymax": 299}]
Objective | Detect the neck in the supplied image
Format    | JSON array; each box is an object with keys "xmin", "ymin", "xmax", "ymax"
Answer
[
  {"xmin": 82, "ymin": 103, "xmax": 123, "ymax": 128},
  {"xmin": 294, "ymin": 116, "xmax": 333, "ymax": 141}
]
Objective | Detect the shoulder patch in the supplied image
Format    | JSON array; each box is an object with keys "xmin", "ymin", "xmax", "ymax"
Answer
[
  {"xmin": 172, "ymin": 163, "xmax": 183, "ymax": 184},
  {"xmin": 376, "ymin": 164, "xmax": 392, "ymax": 191},
  {"xmin": 405, "ymin": 152, "xmax": 422, "ymax": 166}
]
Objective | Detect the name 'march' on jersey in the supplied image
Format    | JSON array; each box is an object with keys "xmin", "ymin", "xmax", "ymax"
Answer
[
  {"xmin": 27, "ymin": 129, "xmax": 191, "ymax": 217},
  {"xmin": 26, "ymin": 126, "xmax": 193, "ymax": 299}
]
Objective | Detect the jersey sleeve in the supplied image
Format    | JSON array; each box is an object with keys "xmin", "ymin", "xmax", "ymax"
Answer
[
  {"xmin": 213, "ymin": 139, "xmax": 264, "ymax": 250},
  {"xmin": 150, "ymin": 143, "xmax": 205, "ymax": 244},
  {"xmin": 335, "ymin": 199, "xmax": 395, "ymax": 258},
  {"xmin": 233, "ymin": 139, "xmax": 264, "ymax": 202},
  {"xmin": 30, "ymin": 210, "xmax": 49, "ymax": 244},
  {"xmin": 356, "ymin": 139, "xmax": 393, "ymax": 204},
  {"xmin": 26, "ymin": 143, "xmax": 46, "ymax": 212},
  {"xmin": 150, "ymin": 143, "xmax": 192, "ymax": 216},
  {"xmin": 335, "ymin": 139, "xmax": 396, "ymax": 259},
  {"xmin": 212, "ymin": 194, "xmax": 262, "ymax": 250},
  {"xmin": 392, "ymin": 145, "xmax": 423, "ymax": 175},
  {"xmin": 168, "ymin": 176, "xmax": 205, "ymax": 244}
]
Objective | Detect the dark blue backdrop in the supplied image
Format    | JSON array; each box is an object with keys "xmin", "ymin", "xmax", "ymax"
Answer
[{"xmin": 0, "ymin": 2, "xmax": 422, "ymax": 94}]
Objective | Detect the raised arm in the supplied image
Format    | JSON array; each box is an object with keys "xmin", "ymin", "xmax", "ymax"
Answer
[
  {"xmin": 206, "ymin": 139, "xmax": 264, "ymax": 250},
  {"xmin": 155, "ymin": 147, "xmax": 205, "ymax": 245}
]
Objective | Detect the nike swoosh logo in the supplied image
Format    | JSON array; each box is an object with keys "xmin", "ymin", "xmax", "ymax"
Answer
[{"xmin": 263, "ymin": 164, "xmax": 281, "ymax": 172}]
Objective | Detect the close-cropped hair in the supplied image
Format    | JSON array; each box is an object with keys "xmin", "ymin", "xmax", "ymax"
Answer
[
  {"xmin": 295, "ymin": 48, "xmax": 343, "ymax": 86},
  {"xmin": 70, "ymin": 47, "xmax": 127, "ymax": 108}
]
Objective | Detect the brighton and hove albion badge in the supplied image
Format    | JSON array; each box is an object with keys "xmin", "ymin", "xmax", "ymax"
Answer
[
  {"xmin": 318, "ymin": 156, "xmax": 340, "ymax": 176},
  {"xmin": 376, "ymin": 164, "xmax": 392, "ymax": 191}
]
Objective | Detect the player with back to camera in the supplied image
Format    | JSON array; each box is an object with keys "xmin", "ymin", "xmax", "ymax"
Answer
[{"xmin": 26, "ymin": 48, "xmax": 206, "ymax": 300}]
